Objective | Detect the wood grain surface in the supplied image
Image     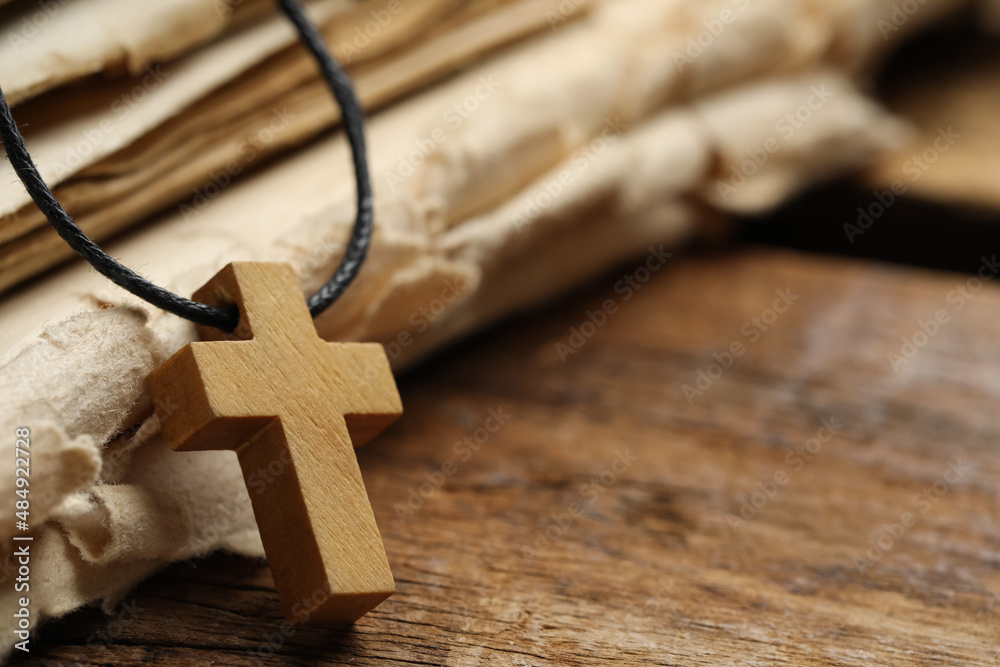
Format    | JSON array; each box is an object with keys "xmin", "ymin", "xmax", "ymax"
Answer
[{"xmin": 18, "ymin": 248, "xmax": 1000, "ymax": 665}]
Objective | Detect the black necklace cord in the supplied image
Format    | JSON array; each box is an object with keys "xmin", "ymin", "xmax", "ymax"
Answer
[
  {"xmin": 0, "ymin": 0, "xmax": 373, "ymax": 332},
  {"xmin": 0, "ymin": 87, "xmax": 239, "ymax": 330},
  {"xmin": 276, "ymin": 0, "xmax": 374, "ymax": 318}
]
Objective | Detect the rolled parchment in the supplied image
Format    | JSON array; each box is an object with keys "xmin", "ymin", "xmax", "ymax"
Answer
[{"xmin": 0, "ymin": 0, "xmax": 572, "ymax": 291}]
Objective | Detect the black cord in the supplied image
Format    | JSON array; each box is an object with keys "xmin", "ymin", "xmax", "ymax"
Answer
[
  {"xmin": 276, "ymin": 0, "xmax": 374, "ymax": 318},
  {"xmin": 0, "ymin": 0, "xmax": 373, "ymax": 332}
]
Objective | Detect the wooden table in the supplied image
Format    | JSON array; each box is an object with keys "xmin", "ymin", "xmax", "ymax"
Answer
[{"xmin": 21, "ymin": 248, "xmax": 1000, "ymax": 665}]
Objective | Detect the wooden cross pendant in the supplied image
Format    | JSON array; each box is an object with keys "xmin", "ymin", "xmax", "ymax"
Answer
[{"xmin": 148, "ymin": 262, "xmax": 402, "ymax": 625}]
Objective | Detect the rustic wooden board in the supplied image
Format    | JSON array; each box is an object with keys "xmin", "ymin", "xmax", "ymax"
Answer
[{"xmin": 20, "ymin": 248, "xmax": 1000, "ymax": 665}]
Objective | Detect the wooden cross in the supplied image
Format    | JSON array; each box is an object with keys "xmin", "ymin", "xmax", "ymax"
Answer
[{"xmin": 148, "ymin": 262, "xmax": 402, "ymax": 625}]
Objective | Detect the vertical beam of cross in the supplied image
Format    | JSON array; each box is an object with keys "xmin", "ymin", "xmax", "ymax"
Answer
[{"xmin": 149, "ymin": 262, "xmax": 402, "ymax": 624}]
